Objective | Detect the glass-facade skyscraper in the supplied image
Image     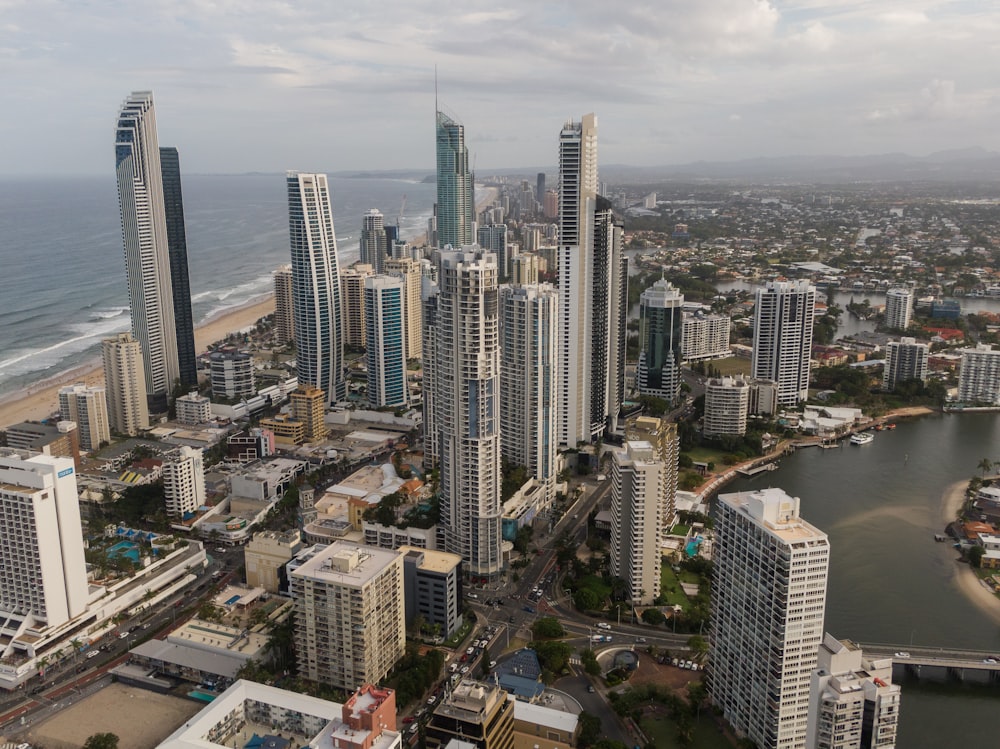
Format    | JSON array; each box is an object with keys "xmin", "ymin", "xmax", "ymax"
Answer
[
  {"xmin": 159, "ymin": 146, "xmax": 197, "ymax": 388},
  {"xmin": 637, "ymin": 278, "xmax": 684, "ymax": 403},
  {"xmin": 364, "ymin": 275, "xmax": 408, "ymax": 408},
  {"xmin": 435, "ymin": 111, "xmax": 474, "ymax": 248},
  {"xmin": 288, "ymin": 172, "xmax": 346, "ymax": 406}
]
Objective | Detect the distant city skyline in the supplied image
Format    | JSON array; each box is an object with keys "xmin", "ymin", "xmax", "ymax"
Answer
[{"xmin": 4, "ymin": 2, "xmax": 998, "ymax": 176}]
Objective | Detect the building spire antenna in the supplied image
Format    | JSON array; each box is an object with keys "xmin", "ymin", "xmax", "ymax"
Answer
[{"xmin": 435, "ymin": 65, "xmax": 439, "ymax": 115}]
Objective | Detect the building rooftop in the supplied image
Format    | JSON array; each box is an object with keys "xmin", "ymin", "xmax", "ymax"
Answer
[
  {"xmin": 720, "ymin": 488, "xmax": 828, "ymax": 544},
  {"xmin": 291, "ymin": 542, "xmax": 400, "ymax": 587},
  {"xmin": 398, "ymin": 545, "xmax": 462, "ymax": 575}
]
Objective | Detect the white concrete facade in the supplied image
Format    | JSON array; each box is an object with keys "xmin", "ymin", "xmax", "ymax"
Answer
[
  {"xmin": 609, "ymin": 441, "xmax": 665, "ymax": 606},
  {"xmin": 883, "ymin": 288, "xmax": 912, "ymax": 331},
  {"xmin": 752, "ymin": 280, "xmax": 816, "ymax": 407},
  {"xmin": 273, "ymin": 263, "xmax": 295, "ymax": 346},
  {"xmin": 682, "ymin": 311, "xmax": 732, "ymax": 361},
  {"xmin": 704, "ymin": 376, "xmax": 751, "ymax": 437},
  {"xmin": 162, "ymin": 446, "xmax": 206, "ymax": 518},
  {"xmin": 882, "ymin": 337, "xmax": 928, "ymax": 392},
  {"xmin": 711, "ymin": 488, "xmax": 830, "ymax": 749},
  {"xmin": 958, "ymin": 343, "xmax": 1000, "ymax": 404},
  {"xmin": 102, "ymin": 332, "xmax": 150, "ymax": 436},
  {"xmin": 58, "ymin": 383, "xmax": 110, "ymax": 451}
]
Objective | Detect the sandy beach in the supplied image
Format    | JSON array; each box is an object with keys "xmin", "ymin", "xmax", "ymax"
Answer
[
  {"xmin": 939, "ymin": 477, "xmax": 1000, "ymax": 624},
  {"xmin": 0, "ymin": 294, "xmax": 275, "ymax": 429}
]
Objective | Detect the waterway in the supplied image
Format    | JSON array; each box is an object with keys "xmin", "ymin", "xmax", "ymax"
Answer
[{"xmin": 722, "ymin": 411, "xmax": 1000, "ymax": 745}]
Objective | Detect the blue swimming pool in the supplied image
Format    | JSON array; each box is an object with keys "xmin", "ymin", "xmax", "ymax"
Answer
[
  {"xmin": 107, "ymin": 540, "xmax": 140, "ymax": 563},
  {"xmin": 685, "ymin": 535, "xmax": 704, "ymax": 557},
  {"xmin": 188, "ymin": 690, "xmax": 217, "ymax": 702}
]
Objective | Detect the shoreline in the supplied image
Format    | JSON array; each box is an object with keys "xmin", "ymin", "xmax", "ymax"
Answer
[
  {"xmin": 941, "ymin": 475, "xmax": 1000, "ymax": 623},
  {"xmin": 0, "ymin": 294, "xmax": 275, "ymax": 428}
]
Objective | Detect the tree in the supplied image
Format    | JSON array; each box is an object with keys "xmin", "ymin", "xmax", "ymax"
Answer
[
  {"xmin": 687, "ymin": 634, "xmax": 709, "ymax": 656},
  {"xmin": 969, "ymin": 545, "xmax": 985, "ymax": 568},
  {"xmin": 83, "ymin": 733, "xmax": 120, "ymax": 749},
  {"xmin": 577, "ymin": 711, "xmax": 602, "ymax": 748},
  {"xmin": 574, "ymin": 588, "xmax": 600, "ymax": 611},
  {"xmin": 532, "ymin": 617, "xmax": 565, "ymax": 639},
  {"xmin": 641, "ymin": 608, "xmax": 665, "ymax": 626},
  {"xmin": 979, "ymin": 458, "xmax": 994, "ymax": 479}
]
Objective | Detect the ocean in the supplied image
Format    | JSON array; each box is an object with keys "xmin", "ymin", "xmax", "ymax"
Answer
[{"xmin": 0, "ymin": 173, "xmax": 437, "ymax": 399}]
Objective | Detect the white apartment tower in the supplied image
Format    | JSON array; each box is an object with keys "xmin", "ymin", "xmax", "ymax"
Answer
[
  {"xmin": 288, "ymin": 172, "xmax": 346, "ymax": 406},
  {"xmin": 114, "ymin": 92, "xmax": 179, "ymax": 404},
  {"xmin": 752, "ymin": 280, "xmax": 817, "ymax": 407},
  {"xmin": 102, "ymin": 332, "xmax": 150, "ymax": 436},
  {"xmin": 360, "ymin": 208, "xmax": 387, "ymax": 273},
  {"xmin": 384, "ymin": 256, "xmax": 423, "ymax": 360},
  {"xmin": 364, "ymin": 275, "xmax": 408, "ymax": 408},
  {"xmin": 273, "ymin": 264, "xmax": 294, "ymax": 346},
  {"xmin": 340, "ymin": 264, "xmax": 374, "ymax": 349},
  {"xmin": 704, "ymin": 376, "xmax": 751, "ymax": 437},
  {"xmin": 500, "ymin": 283, "xmax": 558, "ymax": 505},
  {"xmin": 882, "ymin": 337, "xmax": 928, "ymax": 392},
  {"xmin": 0, "ymin": 452, "xmax": 89, "ymax": 634},
  {"xmin": 711, "ymin": 488, "xmax": 830, "ymax": 749},
  {"xmin": 291, "ymin": 542, "xmax": 405, "ymax": 691},
  {"xmin": 958, "ymin": 343, "xmax": 1000, "ymax": 405},
  {"xmin": 883, "ymin": 288, "xmax": 912, "ymax": 332},
  {"xmin": 58, "ymin": 383, "xmax": 110, "ymax": 451},
  {"xmin": 557, "ymin": 113, "xmax": 599, "ymax": 448},
  {"xmin": 625, "ymin": 416, "xmax": 679, "ymax": 535},
  {"xmin": 806, "ymin": 635, "xmax": 901, "ymax": 749},
  {"xmin": 682, "ymin": 310, "xmax": 732, "ymax": 361},
  {"xmin": 425, "ymin": 248, "xmax": 503, "ymax": 579},
  {"xmin": 609, "ymin": 441, "xmax": 665, "ymax": 606},
  {"xmin": 162, "ymin": 445, "xmax": 206, "ymax": 518}
]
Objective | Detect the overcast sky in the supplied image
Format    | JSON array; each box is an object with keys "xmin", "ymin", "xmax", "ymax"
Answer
[{"xmin": 2, "ymin": 0, "xmax": 998, "ymax": 176}]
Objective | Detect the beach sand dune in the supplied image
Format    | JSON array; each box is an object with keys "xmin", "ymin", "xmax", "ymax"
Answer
[{"xmin": 0, "ymin": 295, "xmax": 275, "ymax": 428}]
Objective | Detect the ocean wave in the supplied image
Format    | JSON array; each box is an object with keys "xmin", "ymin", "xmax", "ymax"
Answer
[
  {"xmin": 87, "ymin": 306, "xmax": 130, "ymax": 320},
  {"xmin": 0, "ymin": 317, "xmax": 129, "ymax": 378},
  {"xmin": 195, "ymin": 274, "xmax": 275, "ymax": 324}
]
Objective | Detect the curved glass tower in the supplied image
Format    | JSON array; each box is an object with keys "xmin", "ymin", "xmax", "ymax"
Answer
[{"xmin": 435, "ymin": 111, "xmax": 474, "ymax": 248}]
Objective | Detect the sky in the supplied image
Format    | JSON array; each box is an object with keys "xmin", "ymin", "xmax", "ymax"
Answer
[{"xmin": 2, "ymin": 0, "xmax": 999, "ymax": 176}]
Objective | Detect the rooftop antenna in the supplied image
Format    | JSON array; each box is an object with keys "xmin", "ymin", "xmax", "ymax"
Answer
[{"xmin": 435, "ymin": 65, "xmax": 439, "ymax": 115}]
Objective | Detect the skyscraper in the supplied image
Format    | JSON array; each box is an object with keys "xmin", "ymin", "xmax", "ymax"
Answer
[
  {"xmin": 958, "ymin": 343, "xmax": 1000, "ymax": 404},
  {"xmin": 557, "ymin": 113, "xmax": 598, "ymax": 448},
  {"xmin": 340, "ymin": 264, "xmax": 374, "ymax": 349},
  {"xmin": 0, "ymin": 452, "xmax": 89, "ymax": 629},
  {"xmin": 384, "ymin": 256, "xmax": 423, "ymax": 360},
  {"xmin": 752, "ymin": 280, "xmax": 816, "ymax": 407},
  {"xmin": 593, "ymin": 196, "xmax": 628, "ymax": 436},
  {"xmin": 711, "ymin": 487, "xmax": 830, "ymax": 749},
  {"xmin": 500, "ymin": 283, "xmax": 558, "ymax": 505},
  {"xmin": 609, "ymin": 441, "xmax": 666, "ymax": 606},
  {"xmin": 288, "ymin": 172, "xmax": 346, "ymax": 406},
  {"xmin": 426, "ymin": 248, "xmax": 503, "ymax": 579},
  {"xmin": 435, "ymin": 111, "xmax": 474, "ymax": 248},
  {"xmin": 637, "ymin": 279, "xmax": 684, "ymax": 403},
  {"xmin": 159, "ymin": 146, "xmax": 198, "ymax": 388},
  {"xmin": 114, "ymin": 91, "xmax": 179, "ymax": 408},
  {"xmin": 273, "ymin": 264, "xmax": 294, "ymax": 346},
  {"xmin": 477, "ymin": 224, "xmax": 509, "ymax": 279},
  {"xmin": 884, "ymin": 288, "xmax": 912, "ymax": 331},
  {"xmin": 102, "ymin": 332, "xmax": 150, "ymax": 436},
  {"xmin": 364, "ymin": 275, "xmax": 408, "ymax": 408},
  {"xmin": 359, "ymin": 208, "xmax": 387, "ymax": 273}
]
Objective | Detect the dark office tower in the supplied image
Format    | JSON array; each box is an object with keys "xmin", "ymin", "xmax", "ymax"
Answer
[
  {"xmin": 591, "ymin": 196, "xmax": 627, "ymax": 436},
  {"xmin": 159, "ymin": 147, "xmax": 197, "ymax": 388},
  {"xmin": 435, "ymin": 110, "xmax": 474, "ymax": 248},
  {"xmin": 360, "ymin": 209, "xmax": 388, "ymax": 273},
  {"xmin": 477, "ymin": 224, "xmax": 509, "ymax": 280},
  {"xmin": 536, "ymin": 172, "xmax": 545, "ymax": 210}
]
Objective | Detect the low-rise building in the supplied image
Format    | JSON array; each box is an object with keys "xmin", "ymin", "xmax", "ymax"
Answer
[
  {"xmin": 175, "ymin": 392, "xmax": 212, "ymax": 425},
  {"xmin": 245, "ymin": 529, "xmax": 303, "ymax": 592},
  {"xmin": 399, "ymin": 545, "xmax": 462, "ymax": 638}
]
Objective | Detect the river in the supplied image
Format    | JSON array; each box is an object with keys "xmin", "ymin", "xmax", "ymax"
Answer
[{"xmin": 722, "ymin": 411, "xmax": 1000, "ymax": 745}]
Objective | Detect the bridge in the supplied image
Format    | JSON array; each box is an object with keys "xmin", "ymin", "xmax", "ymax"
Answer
[{"xmin": 858, "ymin": 642, "xmax": 1000, "ymax": 681}]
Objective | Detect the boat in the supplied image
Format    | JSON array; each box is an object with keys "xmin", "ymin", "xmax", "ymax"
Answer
[{"xmin": 850, "ymin": 432, "xmax": 874, "ymax": 445}]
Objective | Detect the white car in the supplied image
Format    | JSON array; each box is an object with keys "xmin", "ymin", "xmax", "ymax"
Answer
[
  {"xmin": 894, "ymin": 652, "xmax": 911, "ymax": 659},
  {"xmin": 596, "ymin": 622, "xmax": 612, "ymax": 630}
]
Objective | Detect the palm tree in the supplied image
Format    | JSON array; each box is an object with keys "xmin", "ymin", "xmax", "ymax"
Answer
[
  {"xmin": 71, "ymin": 638, "xmax": 83, "ymax": 664},
  {"xmin": 979, "ymin": 458, "xmax": 994, "ymax": 479}
]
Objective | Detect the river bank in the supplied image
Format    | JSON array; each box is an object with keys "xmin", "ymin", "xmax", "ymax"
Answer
[
  {"xmin": 940, "ymin": 475, "xmax": 1000, "ymax": 625},
  {"xmin": 0, "ymin": 294, "xmax": 275, "ymax": 428}
]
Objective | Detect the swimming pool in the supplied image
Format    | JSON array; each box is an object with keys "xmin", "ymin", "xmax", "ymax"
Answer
[
  {"xmin": 685, "ymin": 535, "xmax": 704, "ymax": 557},
  {"xmin": 188, "ymin": 690, "xmax": 217, "ymax": 702},
  {"xmin": 107, "ymin": 540, "xmax": 140, "ymax": 563}
]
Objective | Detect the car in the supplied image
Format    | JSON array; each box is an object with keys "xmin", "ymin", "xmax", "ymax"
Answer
[
  {"xmin": 427, "ymin": 695, "xmax": 437, "ymax": 706},
  {"xmin": 523, "ymin": 606, "xmax": 535, "ymax": 614},
  {"xmin": 408, "ymin": 724, "xmax": 419, "ymax": 735},
  {"xmin": 86, "ymin": 650, "xmax": 100, "ymax": 659},
  {"xmin": 983, "ymin": 658, "xmax": 998, "ymax": 664},
  {"xmin": 215, "ymin": 547, "xmax": 226, "ymax": 553},
  {"xmin": 30, "ymin": 685, "xmax": 45, "ymax": 695},
  {"xmin": 894, "ymin": 652, "xmax": 911, "ymax": 659},
  {"xmin": 460, "ymin": 666, "xmax": 469, "ymax": 674},
  {"xmin": 489, "ymin": 660, "xmax": 497, "ymax": 669},
  {"xmin": 596, "ymin": 622, "xmax": 611, "ymax": 630},
  {"xmin": 118, "ymin": 632, "xmax": 129, "ymax": 640},
  {"xmin": 460, "ymin": 654, "xmax": 468, "ymax": 662},
  {"xmin": 587, "ymin": 685, "xmax": 596, "ymax": 693},
  {"xmin": 403, "ymin": 716, "xmax": 415, "ymax": 724},
  {"xmin": 466, "ymin": 647, "xmax": 475, "ymax": 656},
  {"xmin": 449, "ymin": 664, "xmax": 458, "ymax": 673},
  {"xmin": 635, "ymin": 637, "xmax": 647, "ymax": 644}
]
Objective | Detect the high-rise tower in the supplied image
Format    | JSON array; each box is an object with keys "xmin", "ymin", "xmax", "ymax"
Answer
[
  {"xmin": 159, "ymin": 146, "xmax": 198, "ymax": 388},
  {"xmin": 884, "ymin": 288, "xmax": 912, "ymax": 332},
  {"xmin": 426, "ymin": 248, "xmax": 502, "ymax": 579},
  {"xmin": 500, "ymin": 283, "xmax": 558, "ymax": 505},
  {"xmin": 114, "ymin": 91, "xmax": 179, "ymax": 408},
  {"xmin": 557, "ymin": 113, "xmax": 598, "ymax": 448},
  {"xmin": 435, "ymin": 111, "xmax": 474, "ymax": 248},
  {"xmin": 102, "ymin": 332, "xmax": 150, "ymax": 436},
  {"xmin": 384, "ymin": 256, "xmax": 423, "ymax": 361},
  {"xmin": 364, "ymin": 275, "xmax": 408, "ymax": 408},
  {"xmin": 360, "ymin": 208, "xmax": 387, "ymax": 273},
  {"xmin": 711, "ymin": 488, "xmax": 830, "ymax": 749},
  {"xmin": 752, "ymin": 280, "xmax": 816, "ymax": 407},
  {"xmin": 638, "ymin": 278, "xmax": 685, "ymax": 403},
  {"xmin": 288, "ymin": 172, "xmax": 346, "ymax": 406},
  {"xmin": 592, "ymin": 195, "xmax": 627, "ymax": 436}
]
